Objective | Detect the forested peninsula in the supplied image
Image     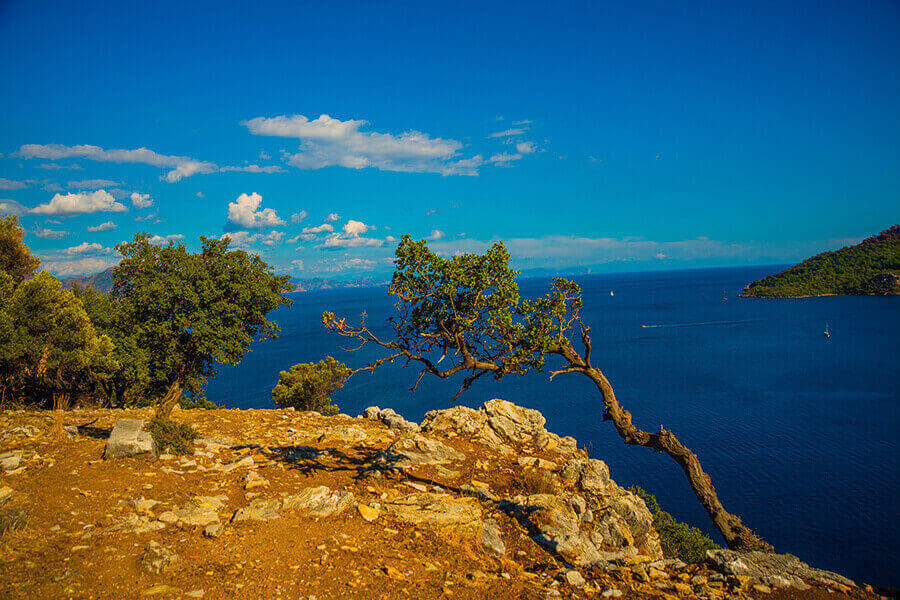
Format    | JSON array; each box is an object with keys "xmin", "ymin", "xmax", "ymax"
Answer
[{"xmin": 741, "ymin": 225, "xmax": 900, "ymax": 298}]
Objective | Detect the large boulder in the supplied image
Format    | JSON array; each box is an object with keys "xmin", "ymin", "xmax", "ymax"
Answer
[
  {"xmin": 706, "ymin": 550, "xmax": 856, "ymax": 590},
  {"xmin": 516, "ymin": 493, "xmax": 603, "ymax": 566},
  {"xmin": 482, "ymin": 399, "xmax": 546, "ymax": 443},
  {"xmin": 363, "ymin": 406, "xmax": 420, "ymax": 434},
  {"xmin": 383, "ymin": 492, "xmax": 482, "ymax": 536},
  {"xmin": 104, "ymin": 419, "xmax": 156, "ymax": 459},
  {"xmin": 381, "ymin": 434, "xmax": 465, "ymax": 469},
  {"xmin": 282, "ymin": 486, "xmax": 355, "ymax": 517}
]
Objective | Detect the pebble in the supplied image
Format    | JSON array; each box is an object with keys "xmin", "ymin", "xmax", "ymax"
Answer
[{"xmin": 601, "ymin": 590, "xmax": 623, "ymax": 598}]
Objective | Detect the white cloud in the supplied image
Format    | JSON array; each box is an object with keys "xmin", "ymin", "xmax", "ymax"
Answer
[
  {"xmin": 135, "ymin": 212, "xmax": 158, "ymax": 222},
  {"xmin": 302, "ymin": 223, "xmax": 334, "ymax": 234},
  {"xmin": 68, "ymin": 179, "xmax": 118, "ymax": 189},
  {"xmin": 291, "ymin": 211, "xmax": 307, "ymax": 224},
  {"xmin": 513, "ymin": 120, "xmax": 533, "ymax": 126},
  {"xmin": 0, "ymin": 178, "xmax": 29, "ymax": 190},
  {"xmin": 426, "ymin": 229, "xmax": 444, "ymax": 241},
  {"xmin": 37, "ymin": 163, "xmax": 81, "ymax": 170},
  {"xmin": 42, "ymin": 257, "xmax": 115, "ymax": 277},
  {"xmin": 342, "ymin": 219, "xmax": 373, "ymax": 237},
  {"xmin": 326, "ymin": 213, "xmax": 340, "ymax": 222},
  {"xmin": 66, "ymin": 242, "xmax": 113, "ymax": 255},
  {"xmin": 298, "ymin": 233, "xmax": 316, "ymax": 241},
  {"xmin": 42, "ymin": 182, "xmax": 64, "ymax": 192},
  {"xmin": 0, "ymin": 199, "xmax": 27, "ymax": 215},
  {"xmin": 244, "ymin": 114, "xmax": 479, "ymax": 176},
  {"xmin": 221, "ymin": 230, "xmax": 283, "ymax": 248},
  {"xmin": 219, "ymin": 164, "xmax": 284, "ymax": 174},
  {"xmin": 33, "ymin": 228, "xmax": 69, "ymax": 239},
  {"xmin": 18, "ymin": 143, "xmax": 217, "ymax": 183},
  {"xmin": 515, "ymin": 141, "xmax": 536, "ymax": 154},
  {"xmin": 259, "ymin": 151, "xmax": 271, "ymax": 160},
  {"xmin": 290, "ymin": 259, "xmax": 304, "ymax": 270},
  {"xmin": 196, "ymin": 192, "xmax": 204, "ymax": 198},
  {"xmin": 488, "ymin": 128, "xmax": 526, "ymax": 138},
  {"xmin": 148, "ymin": 234, "xmax": 185, "ymax": 245},
  {"xmin": 385, "ymin": 235, "xmax": 397, "ymax": 243},
  {"xmin": 226, "ymin": 192, "xmax": 286, "ymax": 229},
  {"xmin": 131, "ymin": 192, "xmax": 153, "ymax": 208},
  {"xmin": 87, "ymin": 221, "xmax": 118, "ymax": 232},
  {"xmin": 488, "ymin": 152, "xmax": 524, "ymax": 164},
  {"xmin": 30, "ymin": 190, "xmax": 127, "ymax": 215},
  {"xmin": 339, "ymin": 258, "xmax": 377, "ymax": 270}
]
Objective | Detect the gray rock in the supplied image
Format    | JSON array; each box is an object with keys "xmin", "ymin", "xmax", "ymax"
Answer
[
  {"xmin": 601, "ymin": 590, "xmax": 622, "ymax": 598},
  {"xmin": 560, "ymin": 459, "xmax": 612, "ymax": 495},
  {"xmin": 203, "ymin": 523, "xmax": 222, "ymax": 538},
  {"xmin": 363, "ymin": 406, "xmax": 381, "ymax": 419},
  {"xmin": 104, "ymin": 419, "xmax": 156, "ymax": 459},
  {"xmin": 705, "ymin": 550, "xmax": 855, "ymax": 590},
  {"xmin": 0, "ymin": 451, "xmax": 23, "ymax": 471},
  {"xmin": 480, "ymin": 518, "xmax": 506, "ymax": 557},
  {"xmin": 564, "ymin": 570, "xmax": 586, "ymax": 587},
  {"xmin": 381, "ymin": 434, "xmax": 465, "ymax": 469},
  {"xmin": 378, "ymin": 409, "xmax": 420, "ymax": 434},
  {"xmin": 231, "ymin": 499, "xmax": 281, "ymax": 522},
  {"xmin": 141, "ymin": 541, "xmax": 177, "ymax": 574},
  {"xmin": 383, "ymin": 492, "xmax": 482, "ymax": 536},
  {"xmin": 282, "ymin": 486, "xmax": 354, "ymax": 517}
]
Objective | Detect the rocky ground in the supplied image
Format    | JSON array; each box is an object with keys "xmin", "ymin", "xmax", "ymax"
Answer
[{"xmin": 0, "ymin": 399, "xmax": 883, "ymax": 600}]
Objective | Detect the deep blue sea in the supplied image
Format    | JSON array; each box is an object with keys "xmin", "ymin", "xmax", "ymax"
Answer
[{"xmin": 206, "ymin": 265, "xmax": 899, "ymax": 587}]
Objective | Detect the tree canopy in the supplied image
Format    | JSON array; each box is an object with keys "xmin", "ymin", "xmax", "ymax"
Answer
[
  {"xmin": 113, "ymin": 233, "xmax": 293, "ymax": 417},
  {"xmin": 271, "ymin": 356, "xmax": 349, "ymax": 415},
  {"xmin": 0, "ymin": 215, "xmax": 40, "ymax": 283}
]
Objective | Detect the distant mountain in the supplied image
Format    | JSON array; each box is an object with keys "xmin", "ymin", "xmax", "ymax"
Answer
[
  {"xmin": 60, "ymin": 266, "xmax": 116, "ymax": 293},
  {"xmin": 741, "ymin": 225, "xmax": 900, "ymax": 298},
  {"xmin": 60, "ymin": 266, "xmax": 385, "ymax": 294},
  {"xmin": 289, "ymin": 276, "xmax": 387, "ymax": 292}
]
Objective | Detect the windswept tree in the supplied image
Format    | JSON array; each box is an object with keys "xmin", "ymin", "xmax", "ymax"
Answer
[
  {"xmin": 113, "ymin": 233, "xmax": 293, "ymax": 419},
  {"xmin": 321, "ymin": 235, "xmax": 772, "ymax": 552},
  {"xmin": 272, "ymin": 356, "xmax": 350, "ymax": 415}
]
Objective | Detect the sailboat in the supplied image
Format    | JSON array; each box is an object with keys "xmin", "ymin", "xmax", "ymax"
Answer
[{"xmin": 824, "ymin": 322, "xmax": 831, "ymax": 338}]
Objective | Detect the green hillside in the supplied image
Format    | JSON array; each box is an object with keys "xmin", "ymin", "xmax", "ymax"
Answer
[{"xmin": 741, "ymin": 225, "xmax": 900, "ymax": 298}]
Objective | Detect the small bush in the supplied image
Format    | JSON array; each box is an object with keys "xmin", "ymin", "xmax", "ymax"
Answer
[
  {"xmin": 145, "ymin": 418, "xmax": 198, "ymax": 455},
  {"xmin": 178, "ymin": 397, "xmax": 217, "ymax": 410},
  {"xmin": 271, "ymin": 356, "xmax": 349, "ymax": 416},
  {"xmin": 630, "ymin": 486, "xmax": 720, "ymax": 563},
  {"xmin": 522, "ymin": 469, "xmax": 561, "ymax": 495}
]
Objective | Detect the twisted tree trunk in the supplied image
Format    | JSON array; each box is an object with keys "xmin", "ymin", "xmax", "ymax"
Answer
[
  {"xmin": 554, "ymin": 342, "xmax": 772, "ymax": 552},
  {"xmin": 155, "ymin": 379, "xmax": 183, "ymax": 420}
]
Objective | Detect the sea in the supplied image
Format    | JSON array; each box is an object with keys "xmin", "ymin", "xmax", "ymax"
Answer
[{"xmin": 205, "ymin": 265, "xmax": 899, "ymax": 587}]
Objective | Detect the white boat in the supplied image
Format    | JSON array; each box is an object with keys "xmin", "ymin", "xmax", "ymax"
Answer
[
  {"xmin": 610, "ymin": 290, "xmax": 614, "ymax": 296},
  {"xmin": 824, "ymin": 322, "xmax": 831, "ymax": 338}
]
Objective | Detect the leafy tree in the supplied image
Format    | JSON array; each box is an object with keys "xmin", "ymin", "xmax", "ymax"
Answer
[
  {"xmin": 0, "ymin": 271, "xmax": 116, "ymax": 409},
  {"xmin": 73, "ymin": 286, "xmax": 151, "ymax": 407},
  {"xmin": 0, "ymin": 215, "xmax": 40, "ymax": 284},
  {"xmin": 271, "ymin": 356, "xmax": 349, "ymax": 415},
  {"xmin": 630, "ymin": 486, "xmax": 720, "ymax": 563},
  {"xmin": 321, "ymin": 234, "xmax": 772, "ymax": 552},
  {"xmin": 113, "ymin": 233, "xmax": 293, "ymax": 419}
]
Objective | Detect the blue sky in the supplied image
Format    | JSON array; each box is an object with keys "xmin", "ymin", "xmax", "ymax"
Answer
[{"xmin": 1, "ymin": 0, "xmax": 898, "ymax": 278}]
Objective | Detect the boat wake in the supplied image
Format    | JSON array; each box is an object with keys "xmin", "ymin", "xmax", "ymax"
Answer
[{"xmin": 640, "ymin": 319, "xmax": 760, "ymax": 329}]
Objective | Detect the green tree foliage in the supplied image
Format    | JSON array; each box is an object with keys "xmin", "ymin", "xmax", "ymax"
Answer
[
  {"xmin": 742, "ymin": 225, "xmax": 900, "ymax": 298},
  {"xmin": 271, "ymin": 356, "xmax": 349, "ymax": 415},
  {"xmin": 630, "ymin": 486, "xmax": 720, "ymax": 563},
  {"xmin": 145, "ymin": 418, "xmax": 198, "ymax": 455},
  {"xmin": 0, "ymin": 215, "xmax": 40, "ymax": 283},
  {"xmin": 113, "ymin": 233, "xmax": 293, "ymax": 418},
  {"xmin": 0, "ymin": 271, "xmax": 116, "ymax": 407}
]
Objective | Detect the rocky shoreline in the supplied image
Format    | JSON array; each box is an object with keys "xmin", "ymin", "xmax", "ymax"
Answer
[{"xmin": 0, "ymin": 400, "xmax": 878, "ymax": 600}]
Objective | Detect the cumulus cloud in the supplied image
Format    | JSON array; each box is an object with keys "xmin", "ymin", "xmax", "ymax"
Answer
[
  {"xmin": 302, "ymin": 223, "xmax": 334, "ymax": 234},
  {"xmin": 385, "ymin": 235, "xmax": 397, "ymax": 243},
  {"xmin": 148, "ymin": 234, "xmax": 185, "ymax": 245},
  {"xmin": 0, "ymin": 199, "xmax": 27, "ymax": 215},
  {"xmin": 33, "ymin": 228, "xmax": 69, "ymax": 239},
  {"xmin": 291, "ymin": 211, "xmax": 307, "ymax": 224},
  {"xmin": 66, "ymin": 242, "xmax": 114, "ymax": 255},
  {"xmin": 426, "ymin": 229, "xmax": 445, "ymax": 241},
  {"xmin": 221, "ymin": 230, "xmax": 283, "ymax": 248},
  {"xmin": 68, "ymin": 179, "xmax": 118, "ymax": 189},
  {"xmin": 488, "ymin": 152, "xmax": 524, "ymax": 165},
  {"xmin": 30, "ymin": 190, "xmax": 127, "ymax": 215},
  {"xmin": 488, "ymin": 128, "xmax": 526, "ymax": 138},
  {"xmin": 326, "ymin": 213, "xmax": 340, "ymax": 222},
  {"xmin": 316, "ymin": 219, "xmax": 382, "ymax": 249},
  {"xmin": 0, "ymin": 178, "xmax": 30, "ymax": 190},
  {"xmin": 243, "ymin": 114, "xmax": 479, "ymax": 176},
  {"xmin": 87, "ymin": 221, "xmax": 118, "ymax": 232},
  {"xmin": 131, "ymin": 192, "xmax": 153, "ymax": 208},
  {"xmin": 18, "ymin": 144, "xmax": 218, "ymax": 183},
  {"xmin": 515, "ymin": 141, "xmax": 536, "ymax": 154},
  {"xmin": 226, "ymin": 192, "xmax": 286, "ymax": 229},
  {"xmin": 41, "ymin": 257, "xmax": 115, "ymax": 277},
  {"xmin": 290, "ymin": 259, "xmax": 304, "ymax": 270}
]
